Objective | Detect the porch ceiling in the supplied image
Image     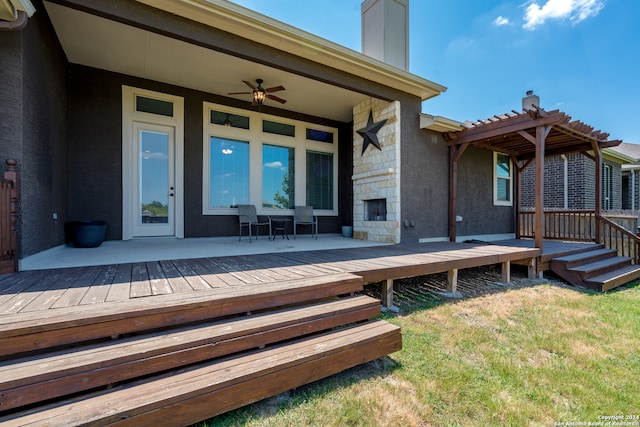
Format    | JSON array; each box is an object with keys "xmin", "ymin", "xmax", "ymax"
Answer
[
  {"xmin": 444, "ymin": 107, "xmax": 622, "ymax": 160},
  {"xmin": 43, "ymin": 1, "xmax": 370, "ymax": 122}
]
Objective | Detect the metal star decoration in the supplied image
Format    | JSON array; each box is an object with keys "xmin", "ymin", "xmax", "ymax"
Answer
[{"xmin": 357, "ymin": 110, "xmax": 387, "ymax": 155}]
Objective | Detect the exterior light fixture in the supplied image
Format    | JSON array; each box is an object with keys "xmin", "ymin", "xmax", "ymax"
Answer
[{"xmin": 253, "ymin": 79, "xmax": 267, "ymax": 105}]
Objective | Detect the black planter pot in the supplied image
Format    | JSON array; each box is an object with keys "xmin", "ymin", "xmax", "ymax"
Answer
[{"xmin": 65, "ymin": 220, "xmax": 107, "ymax": 248}]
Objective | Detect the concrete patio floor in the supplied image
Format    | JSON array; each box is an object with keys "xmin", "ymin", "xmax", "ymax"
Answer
[{"xmin": 19, "ymin": 234, "xmax": 391, "ymax": 271}]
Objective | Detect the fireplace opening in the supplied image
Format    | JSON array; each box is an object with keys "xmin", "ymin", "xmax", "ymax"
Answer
[{"xmin": 365, "ymin": 198, "xmax": 386, "ymax": 221}]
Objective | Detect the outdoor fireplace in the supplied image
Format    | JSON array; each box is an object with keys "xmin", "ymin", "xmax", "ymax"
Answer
[{"xmin": 365, "ymin": 198, "xmax": 387, "ymax": 221}]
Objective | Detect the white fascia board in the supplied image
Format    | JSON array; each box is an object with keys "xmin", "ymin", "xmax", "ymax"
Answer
[
  {"xmin": 419, "ymin": 113, "xmax": 463, "ymax": 133},
  {"xmin": 135, "ymin": 0, "xmax": 447, "ymax": 101},
  {"xmin": 603, "ymin": 148, "xmax": 636, "ymax": 165}
]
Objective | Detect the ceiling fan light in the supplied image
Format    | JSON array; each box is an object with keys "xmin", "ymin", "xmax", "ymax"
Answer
[{"xmin": 253, "ymin": 88, "xmax": 266, "ymax": 105}]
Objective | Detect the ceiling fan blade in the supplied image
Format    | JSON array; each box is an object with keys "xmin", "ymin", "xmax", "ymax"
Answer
[
  {"xmin": 265, "ymin": 85, "xmax": 285, "ymax": 93},
  {"xmin": 267, "ymin": 94, "xmax": 287, "ymax": 104},
  {"xmin": 242, "ymin": 80, "xmax": 257, "ymax": 90},
  {"xmin": 228, "ymin": 91, "xmax": 252, "ymax": 95}
]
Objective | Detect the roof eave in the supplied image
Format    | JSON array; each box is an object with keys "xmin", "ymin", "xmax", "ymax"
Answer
[
  {"xmin": 419, "ymin": 113, "xmax": 463, "ymax": 133},
  {"xmin": 134, "ymin": 0, "xmax": 447, "ymax": 100}
]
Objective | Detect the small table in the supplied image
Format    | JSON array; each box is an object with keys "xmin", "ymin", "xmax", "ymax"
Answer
[{"xmin": 269, "ymin": 218, "xmax": 291, "ymax": 240}]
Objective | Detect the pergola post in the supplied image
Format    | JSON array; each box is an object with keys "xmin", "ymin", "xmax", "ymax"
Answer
[
  {"xmin": 449, "ymin": 143, "xmax": 468, "ymax": 242},
  {"xmin": 449, "ymin": 146, "xmax": 457, "ymax": 242},
  {"xmin": 534, "ymin": 126, "xmax": 545, "ymax": 250},
  {"xmin": 593, "ymin": 144, "xmax": 603, "ymax": 243}
]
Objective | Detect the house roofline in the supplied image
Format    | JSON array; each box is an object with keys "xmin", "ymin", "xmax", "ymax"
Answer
[
  {"xmin": 603, "ymin": 148, "xmax": 636, "ymax": 165},
  {"xmin": 419, "ymin": 113, "xmax": 463, "ymax": 133},
  {"xmin": 135, "ymin": 0, "xmax": 447, "ymax": 101}
]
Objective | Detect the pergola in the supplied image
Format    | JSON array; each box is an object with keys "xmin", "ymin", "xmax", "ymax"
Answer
[{"xmin": 444, "ymin": 106, "xmax": 622, "ymax": 251}]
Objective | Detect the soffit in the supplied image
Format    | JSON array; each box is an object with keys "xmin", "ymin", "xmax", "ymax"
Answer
[
  {"xmin": 134, "ymin": 0, "xmax": 446, "ymax": 101},
  {"xmin": 445, "ymin": 107, "xmax": 622, "ymax": 160},
  {"xmin": 43, "ymin": 1, "xmax": 372, "ymax": 122}
]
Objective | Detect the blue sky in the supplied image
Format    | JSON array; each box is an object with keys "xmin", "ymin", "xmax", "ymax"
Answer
[{"xmin": 230, "ymin": 0, "xmax": 639, "ymax": 144}]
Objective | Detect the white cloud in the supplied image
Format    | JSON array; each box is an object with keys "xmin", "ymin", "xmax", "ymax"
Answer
[
  {"xmin": 523, "ymin": 0, "xmax": 604, "ymax": 30},
  {"xmin": 264, "ymin": 161, "xmax": 283, "ymax": 169},
  {"xmin": 493, "ymin": 16, "xmax": 511, "ymax": 26}
]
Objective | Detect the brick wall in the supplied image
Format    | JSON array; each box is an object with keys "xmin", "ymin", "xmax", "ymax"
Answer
[{"xmin": 520, "ymin": 153, "xmax": 621, "ymax": 210}]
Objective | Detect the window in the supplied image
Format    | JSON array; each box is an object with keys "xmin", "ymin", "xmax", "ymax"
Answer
[
  {"xmin": 263, "ymin": 120, "xmax": 295, "ymax": 137},
  {"xmin": 208, "ymin": 137, "xmax": 249, "ymax": 208},
  {"xmin": 263, "ymin": 145, "xmax": 295, "ymax": 209},
  {"xmin": 306, "ymin": 151, "xmax": 333, "ymax": 210},
  {"xmin": 136, "ymin": 96, "xmax": 174, "ymax": 117},
  {"xmin": 203, "ymin": 103, "xmax": 338, "ymax": 216},
  {"xmin": 210, "ymin": 110, "xmax": 249, "ymax": 129},
  {"xmin": 494, "ymin": 152, "xmax": 512, "ymax": 206},
  {"xmin": 306, "ymin": 128, "xmax": 333, "ymax": 143}
]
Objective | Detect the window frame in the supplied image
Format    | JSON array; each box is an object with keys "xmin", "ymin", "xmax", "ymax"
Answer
[
  {"xmin": 493, "ymin": 151, "xmax": 513, "ymax": 206},
  {"xmin": 202, "ymin": 102, "xmax": 338, "ymax": 216}
]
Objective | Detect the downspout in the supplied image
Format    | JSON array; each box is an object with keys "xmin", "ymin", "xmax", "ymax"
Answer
[
  {"xmin": 632, "ymin": 170, "xmax": 636, "ymax": 210},
  {"xmin": 561, "ymin": 154, "xmax": 568, "ymax": 209},
  {"xmin": 0, "ymin": 10, "xmax": 28, "ymax": 31}
]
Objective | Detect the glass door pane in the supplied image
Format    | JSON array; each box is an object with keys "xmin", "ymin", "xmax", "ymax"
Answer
[
  {"xmin": 132, "ymin": 123, "xmax": 175, "ymax": 237},
  {"xmin": 140, "ymin": 130, "xmax": 169, "ymax": 224}
]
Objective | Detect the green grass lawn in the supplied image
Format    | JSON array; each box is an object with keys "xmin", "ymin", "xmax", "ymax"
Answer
[{"xmin": 198, "ymin": 272, "xmax": 640, "ymax": 427}]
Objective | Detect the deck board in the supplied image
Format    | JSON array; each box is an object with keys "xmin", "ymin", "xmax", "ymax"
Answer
[{"xmin": 0, "ymin": 241, "xmax": 548, "ymax": 314}]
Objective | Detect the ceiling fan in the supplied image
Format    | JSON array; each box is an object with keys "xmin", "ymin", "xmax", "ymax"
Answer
[{"xmin": 228, "ymin": 79, "xmax": 287, "ymax": 106}]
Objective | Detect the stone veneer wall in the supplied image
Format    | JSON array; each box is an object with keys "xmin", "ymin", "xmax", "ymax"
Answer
[{"xmin": 352, "ymin": 99, "xmax": 401, "ymax": 243}]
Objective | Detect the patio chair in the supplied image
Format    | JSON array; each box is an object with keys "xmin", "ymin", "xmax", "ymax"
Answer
[
  {"xmin": 237, "ymin": 204, "xmax": 271, "ymax": 242},
  {"xmin": 293, "ymin": 205, "xmax": 318, "ymax": 239}
]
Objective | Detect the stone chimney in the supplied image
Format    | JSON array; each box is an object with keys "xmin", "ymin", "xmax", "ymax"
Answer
[
  {"xmin": 361, "ymin": 0, "xmax": 409, "ymax": 71},
  {"xmin": 522, "ymin": 90, "xmax": 540, "ymax": 112}
]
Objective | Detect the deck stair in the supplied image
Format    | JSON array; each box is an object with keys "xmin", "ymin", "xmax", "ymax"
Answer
[
  {"xmin": 0, "ymin": 272, "xmax": 401, "ymax": 426},
  {"xmin": 550, "ymin": 246, "xmax": 640, "ymax": 292}
]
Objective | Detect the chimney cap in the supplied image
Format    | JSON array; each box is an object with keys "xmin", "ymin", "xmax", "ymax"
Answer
[{"xmin": 526, "ymin": 90, "xmax": 534, "ymax": 96}]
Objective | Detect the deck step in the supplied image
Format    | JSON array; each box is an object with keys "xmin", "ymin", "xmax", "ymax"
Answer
[
  {"xmin": 566, "ymin": 256, "xmax": 632, "ymax": 278},
  {"xmin": 0, "ymin": 272, "xmax": 364, "ymax": 357},
  {"xmin": 0, "ymin": 321, "xmax": 402, "ymax": 427},
  {"xmin": 550, "ymin": 245, "xmax": 639, "ymax": 291},
  {"xmin": 585, "ymin": 264, "xmax": 640, "ymax": 292},
  {"xmin": 0, "ymin": 295, "xmax": 380, "ymax": 411},
  {"xmin": 551, "ymin": 248, "xmax": 618, "ymax": 268}
]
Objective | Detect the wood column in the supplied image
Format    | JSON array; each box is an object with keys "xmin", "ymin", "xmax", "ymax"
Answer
[
  {"xmin": 593, "ymin": 143, "xmax": 603, "ymax": 243},
  {"xmin": 449, "ymin": 144, "xmax": 468, "ymax": 243},
  {"xmin": 533, "ymin": 126, "xmax": 551, "ymax": 251}
]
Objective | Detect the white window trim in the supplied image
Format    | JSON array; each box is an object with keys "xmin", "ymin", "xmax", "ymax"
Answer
[
  {"xmin": 202, "ymin": 102, "xmax": 338, "ymax": 216},
  {"xmin": 493, "ymin": 151, "xmax": 513, "ymax": 207},
  {"xmin": 122, "ymin": 86, "xmax": 184, "ymax": 239}
]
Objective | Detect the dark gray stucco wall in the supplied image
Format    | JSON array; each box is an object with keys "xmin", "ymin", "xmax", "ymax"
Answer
[
  {"xmin": 68, "ymin": 65, "xmax": 351, "ymax": 240},
  {"xmin": 0, "ymin": 2, "xmax": 68, "ymax": 258},
  {"xmin": 400, "ymin": 119, "xmax": 450, "ymax": 242},
  {"xmin": 455, "ymin": 147, "xmax": 514, "ymax": 237},
  {"xmin": 0, "ymin": 31, "xmax": 23, "ymax": 163}
]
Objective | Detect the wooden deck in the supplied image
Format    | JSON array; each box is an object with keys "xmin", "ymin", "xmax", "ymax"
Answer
[
  {"xmin": 1, "ymin": 240, "xmax": 605, "ymax": 425},
  {"xmin": 0, "ymin": 241, "xmax": 542, "ymax": 313}
]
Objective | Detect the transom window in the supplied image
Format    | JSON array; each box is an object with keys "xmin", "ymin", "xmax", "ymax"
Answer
[
  {"xmin": 494, "ymin": 152, "xmax": 513, "ymax": 206},
  {"xmin": 203, "ymin": 103, "xmax": 338, "ymax": 216}
]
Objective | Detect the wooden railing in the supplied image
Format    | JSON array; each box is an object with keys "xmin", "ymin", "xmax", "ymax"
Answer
[
  {"xmin": 519, "ymin": 209, "xmax": 640, "ymax": 264},
  {"xmin": 596, "ymin": 214, "xmax": 640, "ymax": 264},
  {"xmin": 519, "ymin": 210, "xmax": 596, "ymax": 242},
  {"xmin": 0, "ymin": 159, "xmax": 18, "ymax": 274}
]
